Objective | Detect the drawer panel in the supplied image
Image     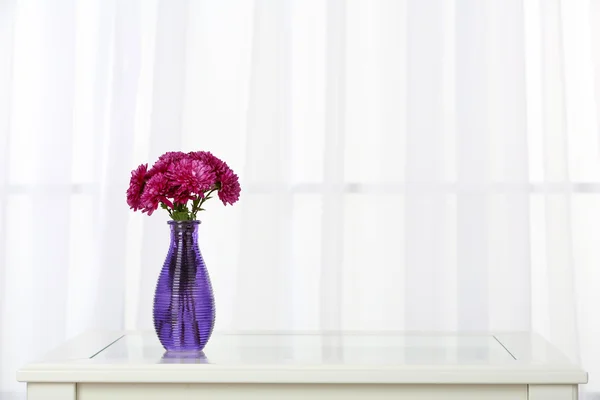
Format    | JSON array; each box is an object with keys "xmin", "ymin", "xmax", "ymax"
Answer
[{"xmin": 78, "ymin": 383, "xmax": 527, "ymax": 400}]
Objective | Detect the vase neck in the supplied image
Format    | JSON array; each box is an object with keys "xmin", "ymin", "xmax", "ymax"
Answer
[{"xmin": 168, "ymin": 220, "xmax": 200, "ymax": 237}]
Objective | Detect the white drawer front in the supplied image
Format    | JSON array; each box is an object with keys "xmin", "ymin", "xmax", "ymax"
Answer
[{"xmin": 78, "ymin": 383, "xmax": 527, "ymax": 400}]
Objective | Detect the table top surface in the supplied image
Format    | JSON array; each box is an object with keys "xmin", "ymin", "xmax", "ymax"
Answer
[{"xmin": 17, "ymin": 331, "xmax": 588, "ymax": 385}]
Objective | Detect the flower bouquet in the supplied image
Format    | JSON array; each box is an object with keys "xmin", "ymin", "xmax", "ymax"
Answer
[
  {"xmin": 127, "ymin": 151, "xmax": 240, "ymax": 352},
  {"xmin": 127, "ymin": 151, "xmax": 240, "ymax": 220}
]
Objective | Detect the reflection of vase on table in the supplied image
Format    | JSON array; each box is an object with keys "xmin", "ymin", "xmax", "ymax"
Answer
[{"xmin": 160, "ymin": 349, "xmax": 209, "ymax": 364}]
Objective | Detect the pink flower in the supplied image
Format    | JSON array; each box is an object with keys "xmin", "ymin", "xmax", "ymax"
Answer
[
  {"xmin": 140, "ymin": 173, "xmax": 172, "ymax": 215},
  {"xmin": 189, "ymin": 151, "xmax": 227, "ymax": 176},
  {"xmin": 189, "ymin": 151, "xmax": 240, "ymax": 205},
  {"xmin": 147, "ymin": 151, "xmax": 187, "ymax": 177},
  {"xmin": 171, "ymin": 189, "xmax": 195, "ymax": 205},
  {"xmin": 217, "ymin": 168, "xmax": 241, "ymax": 205},
  {"xmin": 168, "ymin": 157, "xmax": 217, "ymax": 196},
  {"xmin": 126, "ymin": 164, "xmax": 148, "ymax": 211}
]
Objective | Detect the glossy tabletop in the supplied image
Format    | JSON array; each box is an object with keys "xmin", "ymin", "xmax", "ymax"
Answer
[{"xmin": 17, "ymin": 331, "xmax": 588, "ymax": 385}]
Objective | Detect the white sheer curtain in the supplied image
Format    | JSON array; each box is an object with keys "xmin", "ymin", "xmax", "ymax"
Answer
[{"xmin": 1, "ymin": 0, "xmax": 599, "ymax": 396}]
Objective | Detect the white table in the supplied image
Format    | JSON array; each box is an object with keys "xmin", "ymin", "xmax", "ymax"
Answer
[{"xmin": 18, "ymin": 331, "xmax": 587, "ymax": 399}]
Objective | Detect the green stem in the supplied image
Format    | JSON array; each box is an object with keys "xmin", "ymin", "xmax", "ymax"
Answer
[
  {"xmin": 196, "ymin": 188, "xmax": 217, "ymax": 211},
  {"xmin": 191, "ymin": 197, "xmax": 201, "ymax": 218},
  {"xmin": 164, "ymin": 186, "xmax": 220, "ymax": 221}
]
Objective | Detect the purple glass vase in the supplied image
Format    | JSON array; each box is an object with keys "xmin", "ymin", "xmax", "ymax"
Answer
[{"xmin": 153, "ymin": 220, "xmax": 215, "ymax": 352}]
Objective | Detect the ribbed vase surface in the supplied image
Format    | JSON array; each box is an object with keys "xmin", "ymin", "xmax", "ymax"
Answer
[{"xmin": 153, "ymin": 220, "xmax": 215, "ymax": 351}]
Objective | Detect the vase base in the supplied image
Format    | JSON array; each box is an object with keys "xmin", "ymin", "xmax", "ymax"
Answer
[
  {"xmin": 163, "ymin": 349, "xmax": 205, "ymax": 355},
  {"xmin": 161, "ymin": 350, "xmax": 208, "ymax": 363}
]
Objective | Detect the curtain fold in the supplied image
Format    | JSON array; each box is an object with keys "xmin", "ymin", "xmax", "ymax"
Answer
[
  {"xmin": 594, "ymin": 1, "xmax": 600, "ymax": 149},
  {"xmin": 404, "ymin": 0, "xmax": 446, "ymax": 331},
  {"xmin": 0, "ymin": 0, "xmax": 16, "ymax": 393},
  {"xmin": 320, "ymin": 0, "xmax": 346, "ymax": 331},
  {"xmin": 539, "ymin": 0, "xmax": 580, "ymax": 363},
  {"xmin": 0, "ymin": 0, "xmax": 599, "ymax": 396}
]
